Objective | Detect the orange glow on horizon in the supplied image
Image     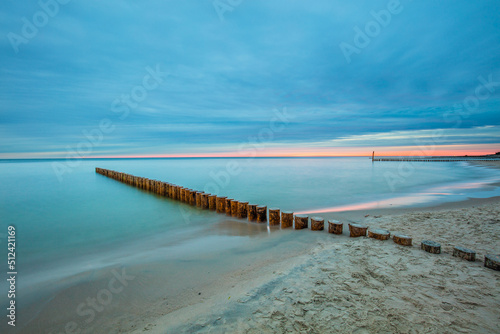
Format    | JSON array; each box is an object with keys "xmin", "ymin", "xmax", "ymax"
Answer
[
  {"xmin": 2, "ymin": 144, "xmax": 498, "ymax": 159},
  {"xmin": 79, "ymin": 143, "xmax": 500, "ymax": 159}
]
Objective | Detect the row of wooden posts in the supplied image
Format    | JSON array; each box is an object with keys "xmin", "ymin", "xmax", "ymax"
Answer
[
  {"xmin": 373, "ymin": 158, "xmax": 500, "ymax": 162},
  {"xmin": 95, "ymin": 168, "xmax": 500, "ymax": 271}
]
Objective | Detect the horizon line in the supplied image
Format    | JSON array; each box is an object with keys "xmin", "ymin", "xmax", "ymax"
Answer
[{"xmin": 1, "ymin": 153, "xmax": 499, "ymax": 161}]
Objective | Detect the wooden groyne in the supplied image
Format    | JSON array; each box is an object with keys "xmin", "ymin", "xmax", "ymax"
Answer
[
  {"xmin": 95, "ymin": 167, "xmax": 500, "ymax": 271},
  {"xmin": 373, "ymin": 158, "xmax": 500, "ymax": 162}
]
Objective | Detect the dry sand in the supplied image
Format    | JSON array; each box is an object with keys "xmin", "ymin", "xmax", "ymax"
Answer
[{"xmin": 139, "ymin": 197, "xmax": 500, "ymax": 334}]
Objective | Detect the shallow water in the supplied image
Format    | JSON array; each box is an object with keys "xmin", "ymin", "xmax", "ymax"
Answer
[{"xmin": 0, "ymin": 157, "xmax": 499, "ymax": 332}]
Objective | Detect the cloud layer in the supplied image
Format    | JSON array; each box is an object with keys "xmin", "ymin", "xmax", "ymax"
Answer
[{"xmin": 1, "ymin": 0, "xmax": 500, "ymax": 157}]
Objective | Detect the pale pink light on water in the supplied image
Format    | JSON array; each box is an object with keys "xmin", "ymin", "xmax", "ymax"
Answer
[{"xmin": 295, "ymin": 195, "xmax": 441, "ymax": 214}]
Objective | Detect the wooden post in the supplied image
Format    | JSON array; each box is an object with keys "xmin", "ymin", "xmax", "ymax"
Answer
[
  {"xmin": 269, "ymin": 208, "xmax": 280, "ymax": 226},
  {"xmin": 248, "ymin": 204, "xmax": 257, "ymax": 222},
  {"xmin": 256, "ymin": 206, "xmax": 267, "ymax": 223},
  {"xmin": 201, "ymin": 193, "xmax": 209, "ymax": 209},
  {"xmin": 230, "ymin": 200, "xmax": 239, "ymax": 217},
  {"xmin": 393, "ymin": 234, "xmax": 412, "ymax": 246},
  {"xmin": 421, "ymin": 240, "xmax": 441, "ymax": 254},
  {"xmin": 368, "ymin": 229, "xmax": 390, "ymax": 240},
  {"xmin": 173, "ymin": 185, "xmax": 178, "ymax": 199},
  {"xmin": 328, "ymin": 220, "xmax": 343, "ymax": 234},
  {"xmin": 195, "ymin": 192, "xmax": 203, "ymax": 207},
  {"xmin": 216, "ymin": 196, "xmax": 227, "ymax": 213},
  {"xmin": 484, "ymin": 254, "xmax": 500, "ymax": 271},
  {"xmin": 349, "ymin": 223, "xmax": 368, "ymax": 237},
  {"xmin": 238, "ymin": 202, "xmax": 248, "ymax": 219},
  {"xmin": 294, "ymin": 215, "xmax": 308, "ymax": 230},
  {"xmin": 175, "ymin": 186, "xmax": 180, "ymax": 200},
  {"xmin": 225, "ymin": 198, "xmax": 233, "ymax": 216},
  {"xmin": 208, "ymin": 195, "xmax": 217, "ymax": 210},
  {"xmin": 281, "ymin": 211, "xmax": 293, "ymax": 228},
  {"xmin": 453, "ymin": 246, "xmax": 475, "ymax": 261},
  {"xmin": 310, "ymin": 217, "xmax": 324, "ymax": 231},
  {"xmin": 189, "ymin": 190, "xmax": 196, "ymax": 206}
]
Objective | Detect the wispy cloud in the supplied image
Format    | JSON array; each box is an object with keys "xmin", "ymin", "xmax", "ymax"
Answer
[{"xmin": 1, "ymin": 0, "xmax": 499, "ymax": 158}]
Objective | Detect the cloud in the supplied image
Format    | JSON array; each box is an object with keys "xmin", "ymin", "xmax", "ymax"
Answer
[{"xmin": 1, "ymin": 0, "xmax": 500, "ymax": 158}]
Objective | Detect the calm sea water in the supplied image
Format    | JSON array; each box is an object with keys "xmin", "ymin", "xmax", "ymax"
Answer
[{"xmin": 1, "ymin": 157, "xmax": 500, "ymax": 313}]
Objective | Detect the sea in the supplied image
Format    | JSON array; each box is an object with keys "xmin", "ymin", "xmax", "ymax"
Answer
[{"xmin": 1, "ymin": 157, "xmax": 500, "ymax": 332}]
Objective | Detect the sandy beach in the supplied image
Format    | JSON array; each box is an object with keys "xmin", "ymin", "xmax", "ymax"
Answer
[{"xmin": 136, "ymin": 195, "xmax": 500, "ymax": 334}]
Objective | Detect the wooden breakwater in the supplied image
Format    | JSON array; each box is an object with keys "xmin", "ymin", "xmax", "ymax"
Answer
[
  {"xmin": 373, "ymin": 158, "xmax": 500, "ymax": 162},
  {"xmin": 95, "ymin": 167, "xmax": 500, "ymax": 271}
]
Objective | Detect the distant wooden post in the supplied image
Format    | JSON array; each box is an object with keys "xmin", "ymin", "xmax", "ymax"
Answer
[
  {"xmin": 195, "ymin": 192, "xmax": 203, "ymax": 207},
  {"xmin": 281, "ymin": 211, "xmax": 293, "ymax": 228},
  {"xmin": 453, "ymin": 246, "xmax": 475, "ymax": 261},
  {"xmin": 201, "ymin": 193, "xmax": 209, "ymax": 209},
  {"xmin": 216, "ymin": 196, "xmax": 227, "ymax": 213},
  {"xmin": 349, "ymin": 223, "xmax": 368, "ymax": 237},
  {"xmin": 372, "ymin": 151, "xmax": 375, "ymax": 161},
  {"xmin": 231, "ymin": 200, "xmax": 239, "ymax": 217},
  {"xmin": 421, "ymin": 240, "xmax": 441, "ymax": 254},
  {"xmin": 248, "ymin": 204, "xmax": 257, "ymax": 221},
  {"xmin": 208, "ymin": 195, "xmax": 217, "ymax": 210},
  {"xmin": 269, "ymin": 208, "xmax": 280, "ymax": 226},
  {"xmin": 485, "ymin": 254, "xmax": 500, "ymax": 270},
  {"xmin": 328, "ymin": 220, "xmax": 343, "ymax": 234},
  {"xmin": 393, "ymin": 234, "xmax": 412, "ymax": 246},
  {"xmin": 256, "ymin": 206, "xmax": 267, "ymax": 223},
  {"xmin": 225, "ymin": 198, "xmax": 233, "ymax": 216},
  {"xmin": 189, "ymin": 190, "xmax": 196, "ymax": 206},
  {"xmin": 294, "ymin": 215, "xmax": 308, "ymax": 230},
  {"xmin": 310, "ymin": 217, "xmax": 324, "ymax": 231},
  {"xmin": 368, "ymin": 229, "xmax": 390, "ymax": 240},
  {"xmin": 238, "ymin": 201, "xmax": 248, "ymax": 219},
  {"xmin": 175, "ymin": 186, "xmax": 180, "ymax": 200}
]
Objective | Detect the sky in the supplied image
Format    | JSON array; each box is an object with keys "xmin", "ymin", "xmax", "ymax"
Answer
[{"xmin": 1, "ymin": 0, "xmax": 500, "ymax": 158}]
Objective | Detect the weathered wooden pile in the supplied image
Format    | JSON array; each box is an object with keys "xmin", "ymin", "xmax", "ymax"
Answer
[{"xmin": 95, "ymin": 167, "xmax": 500, "ymax": 271}]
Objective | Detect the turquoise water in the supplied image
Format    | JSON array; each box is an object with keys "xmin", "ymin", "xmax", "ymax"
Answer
[{"xmin": 1, "ymin": 157, "xmax": 500, "ymax": 315}]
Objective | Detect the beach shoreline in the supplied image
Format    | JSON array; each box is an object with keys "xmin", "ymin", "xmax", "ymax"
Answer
[{"xmin": 145, "ymin": 195, "xmax": 500, "ymax": 334}]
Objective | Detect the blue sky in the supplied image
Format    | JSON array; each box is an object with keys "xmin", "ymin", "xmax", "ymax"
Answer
[{"xmin": 1, "ymin": 0, "xmax": 500, "ymax": 158}]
